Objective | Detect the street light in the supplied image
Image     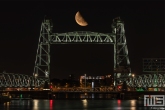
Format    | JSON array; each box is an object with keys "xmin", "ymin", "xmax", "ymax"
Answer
[{"xmin": 132, "ymin": 74, "xmax": 135, "ymax": 91}]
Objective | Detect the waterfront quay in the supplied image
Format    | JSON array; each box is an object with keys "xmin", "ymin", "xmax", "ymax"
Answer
[{"xmin": 1, "ymin": 90, "xmax": 165, "ymax": 100}]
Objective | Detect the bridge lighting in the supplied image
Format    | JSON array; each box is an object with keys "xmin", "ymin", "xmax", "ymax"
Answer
[
  {"xmin": 132, "ymin": 74, "xmax": 135, "ymax": 91},
  {"xmin": 132, "ymin": 74, "xmax": 134, "ymax": 77},
  {"xmin": 45, "ymin": 71, "xmax": 49, "ymax": 78},
  {"xmin": 43, "ymin": 88, "xmax": 50, "ymax": 90},
  {"xmin": 34, "ymin": 73, "xmax": 38, "ymax": 77}
]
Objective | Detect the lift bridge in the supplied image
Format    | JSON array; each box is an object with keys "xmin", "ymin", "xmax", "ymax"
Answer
[{"xmin": 0, "ymin": 17, "xmax": 165, "ymax": 88}]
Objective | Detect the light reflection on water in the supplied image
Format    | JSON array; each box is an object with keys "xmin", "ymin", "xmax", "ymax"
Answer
[
  {"xmin": 130, "ymin": 100, "xmax": 136, "ymax": 110},
  {"xmin": 33, "ymin": 99, "xmax": 38, "ymax": 109},
  {"xmin": 80, "ymin": 93, "xmax": 111, "ymax": 99},
  {"xmin": 82, "ymin": 99, "xmax": 87, "ymax": 108},
  {"xmin": 0, "ymin": 99, "xmax": 152, "ymax": 110},
  {"xmin": 49, "ymin": 100, "xmax": 53, "ymax": 110}
]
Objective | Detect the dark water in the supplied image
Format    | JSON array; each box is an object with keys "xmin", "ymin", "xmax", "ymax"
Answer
[{"xmin": 0, "ymin": 99, "xmax": 161, "ymax": 110}]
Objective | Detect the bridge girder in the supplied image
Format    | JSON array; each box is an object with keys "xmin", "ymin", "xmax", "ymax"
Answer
[
  {"xmin": 1, "ymin": 72, "xmax": 165, "ymax": 88},
  {"xmin": 50, "ymin": 31, "xmax": 114, "ymax": 44}
]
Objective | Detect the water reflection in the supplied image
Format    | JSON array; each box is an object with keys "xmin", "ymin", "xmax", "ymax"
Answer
[
  {"xmin": 130, "ymin": 100, "xmax": 136, "ymax": 110},
  {"xmin": 33, "ymin": 100, "xmax": 39, "ymax": 109},
  {"xmin": 116, "ymin": 100, "xmax": 121, "ymax": 110},
  {"xmin": 0, "ymin": 99, "xmax": 151, "ymax": 110},
  {"xmin": 117, "ymin": 100, "xmax": 121, "ymax": 106},
  {"xmin": 130, "ymin": 100, "xmax": 136, "ymax": 106},
  {"xmin": 92, "ymin": 93, "xmax": 94, "ymax": 98},
  {"xmin": 49, "ymin": 100, "xmax": 53, "ymax": 110},
  {"xmin": 3, "ymin": 102, "xmax": 10, "ymax": 110},
  {"xmin": 82, "ymin": 99, "xmax": 87, "ymax": 108},
  {"xmin": 33, "ymin": 100, "xmax": 54, "ymax": 110}
]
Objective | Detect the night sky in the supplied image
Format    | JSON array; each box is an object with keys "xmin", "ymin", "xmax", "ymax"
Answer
[{"xmin": 0, "ymin": 1, "xmax": 164, "ymax": 79}]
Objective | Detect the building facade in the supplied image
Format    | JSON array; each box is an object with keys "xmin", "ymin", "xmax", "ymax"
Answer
[{"xmin": 80, "ymin": 75, "xmax": 112, "ymax": 88}]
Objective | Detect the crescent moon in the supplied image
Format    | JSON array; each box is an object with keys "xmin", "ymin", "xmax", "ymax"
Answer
[{"xmin": 75, "ymin": 11, "xmax": 88, "ymax": 26}]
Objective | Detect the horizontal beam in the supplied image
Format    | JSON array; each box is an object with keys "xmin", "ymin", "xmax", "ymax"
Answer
[
  {"xmin": 50, "ymin": 42, "xmax": 114, "ymax": 44},
  {"xmin": 50, "ymin": 31, "xmax": 114, "ymax": 44}
]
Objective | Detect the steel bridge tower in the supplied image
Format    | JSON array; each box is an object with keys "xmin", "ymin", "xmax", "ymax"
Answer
[
  {"xmin": 33, "ymin": 19, "xmax": 53, "ymax": 82},
  {"xmin": 33, "ymin": 17, "xmax": 131, "ymax": 87},
  {"xmin": 112, "ymin": 17, "xmax": 131, "ymax": 86}
]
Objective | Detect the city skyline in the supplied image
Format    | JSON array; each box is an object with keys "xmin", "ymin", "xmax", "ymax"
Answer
[{"xmin": 0, "ymin": 1, "xmax": 164, "ymax": 79}]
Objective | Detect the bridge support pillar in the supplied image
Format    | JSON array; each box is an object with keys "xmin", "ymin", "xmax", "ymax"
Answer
[{"xmin": 112, "ymin": 17, "xmax": 131, "ymax": 88}]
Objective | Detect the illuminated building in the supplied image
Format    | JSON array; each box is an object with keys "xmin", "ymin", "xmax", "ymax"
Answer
[{"xmin": 80, "ymin": 75, "xmax": 112, "ymax": 87}]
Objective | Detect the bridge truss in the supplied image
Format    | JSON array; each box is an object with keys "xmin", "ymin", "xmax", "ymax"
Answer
[
  {"xmin": 0, "ymin": 72, "xmax": 165, "ymax": 88},
  {"xmin": 33, "ymin": 17, "xmax": 131, "ymax": 86},
  {"xmin": 0, "ymin": 72, "xmax": 46, "ymax": 87},
  {"xmin": 127, "ymin": 73, "xmax": 165, "ymax": 88},
  {"xmin": 1, "ymin": 58, "xmax": 165, "ymax": 88}
]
